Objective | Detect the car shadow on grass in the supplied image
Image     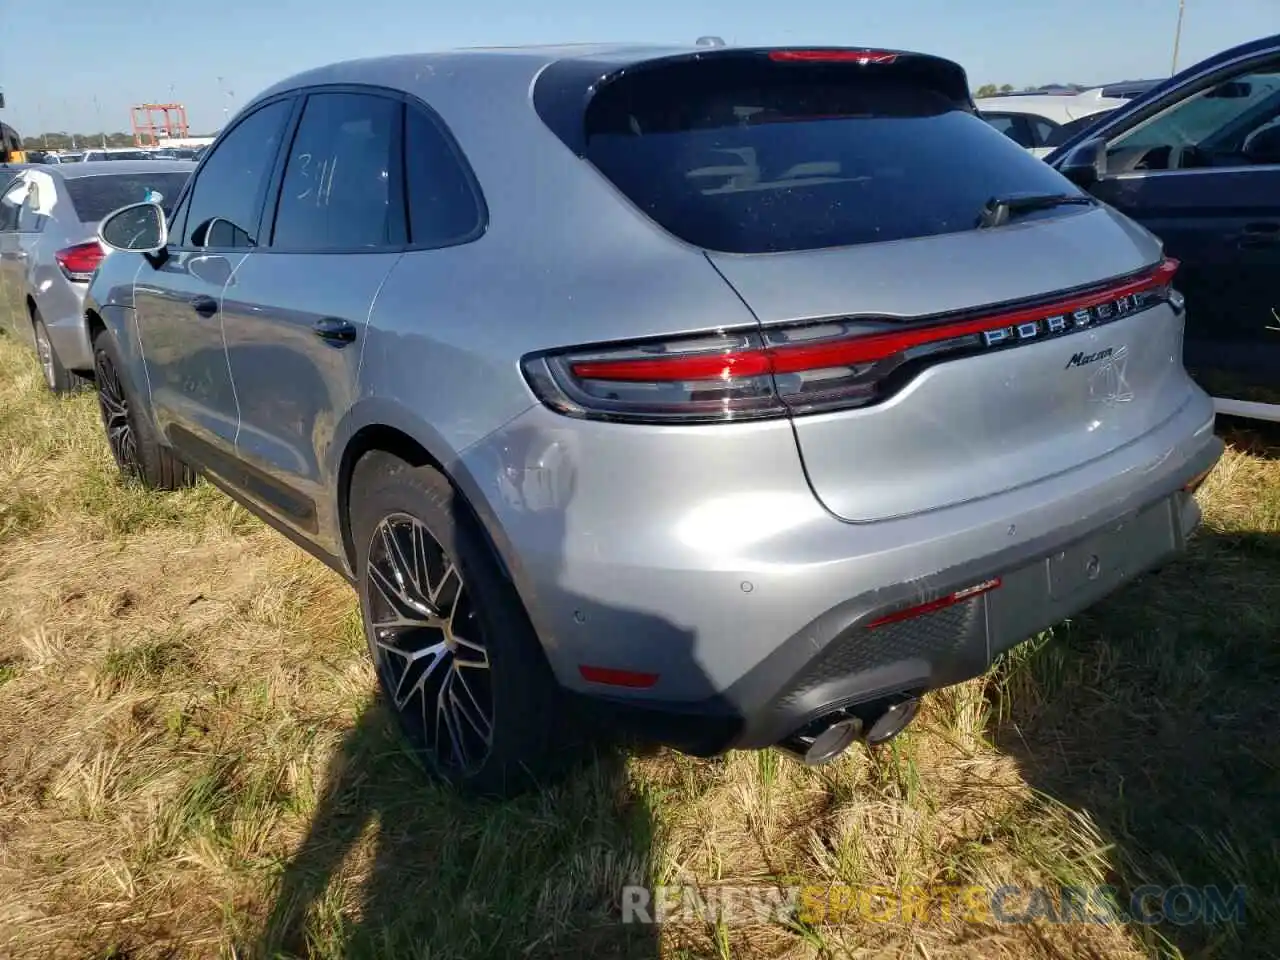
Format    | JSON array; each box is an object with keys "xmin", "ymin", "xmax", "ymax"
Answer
[
  {"xmin": 252, "ymin": 699, "xmax": 663, "ymax": 959},
  {"xmin": 250, "ymin": 423, "xmax": 714, "ymax": 959},
  {"xmin": 990, "ymin": 515, "xmax": 1280, "ymax": 957}
]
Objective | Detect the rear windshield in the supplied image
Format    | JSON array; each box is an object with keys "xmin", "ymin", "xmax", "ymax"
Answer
[
  {"xmin": 581, "ymin": 61, "xmax": 1082, "ymax": 253},
  {"xmin": 65, "ymin": 172, "xmax": 190, "ymax": 222}
]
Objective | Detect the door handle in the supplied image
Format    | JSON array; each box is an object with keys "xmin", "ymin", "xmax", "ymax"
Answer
[
  {"xmin": 312, "ymin": 317, "xmax": 357, "ymax": 346},
  {"xmin": 192, "ymin": 295, "xmax": 219, "ymax": 318}
]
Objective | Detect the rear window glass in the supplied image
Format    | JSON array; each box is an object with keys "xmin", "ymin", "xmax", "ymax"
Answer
[
  {"xmin": 581, "ymin": 62, "xmax": 1081, "ymax": 253},
  {"xmin": 65, "ymin": 172, "xmax": 191, "ymax": 222}
]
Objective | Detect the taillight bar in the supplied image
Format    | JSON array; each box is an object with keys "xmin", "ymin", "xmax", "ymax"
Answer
[
  {"xmin": 571, "ymin": 259, "xmax": 1178, "ymax": 382},
  {"xmin": 523, "ymin": 258, "xmax": 1180, "ymax": 424}
]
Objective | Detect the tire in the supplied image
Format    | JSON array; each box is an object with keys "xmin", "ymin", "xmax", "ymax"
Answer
[
  {"xmin": 32, "ymin": 313, "xmax": 89, "ymax": 395},
  {"xmin": 350, "ymin": 452, "xmax": 581, "ymax": 797},
  {"xmin": 91, "ymin": 327, "xmax": 197, "ymax": 490}
]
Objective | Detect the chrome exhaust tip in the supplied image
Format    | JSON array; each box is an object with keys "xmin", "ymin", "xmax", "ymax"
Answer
[
  {"xmin": 778, "ymin": 714, "xmax": 863, "ymax": 766},
  {"xmin": 865, "ymin": 697, "xmax": 921, "ymax": 746}
]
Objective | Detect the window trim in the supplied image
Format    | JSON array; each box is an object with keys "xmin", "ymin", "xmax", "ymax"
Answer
[
  {"xmin": 254, "ymin": 82, "xmax": 488, "ymax": 255},
  {"xmin": 167, "ymin": 93, "xmax": 302, "ymax": 254}
]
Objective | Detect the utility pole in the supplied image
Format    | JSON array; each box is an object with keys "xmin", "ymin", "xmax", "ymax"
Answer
[
  {"xmin": 217, "ymin": 76, "xmax": 229, "ymax": 126},
  {"xmin": 1171, "ymin": 0, "xmax": 1186, "ymax": 74},
  {"xmin": 92, "ymin": 95, "xmax": 107, "ymax": 148}
]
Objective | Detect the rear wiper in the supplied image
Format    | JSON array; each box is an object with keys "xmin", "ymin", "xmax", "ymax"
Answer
[{"xmin": 977, "ymin": 192, "xmax": 1096, "ymax": 229}]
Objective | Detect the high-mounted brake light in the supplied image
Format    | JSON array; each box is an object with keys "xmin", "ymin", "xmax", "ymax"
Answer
[
  {"xmin": 55, "ymin": 241, "xmax": 106, "ymax": 282},
  {"xmin": 768, "ymin": 49, "xmax": 900, "ymax": 64},
  {"xmin": 523, "ymin": 259, "xmax": 1181, "ymax": 424}
]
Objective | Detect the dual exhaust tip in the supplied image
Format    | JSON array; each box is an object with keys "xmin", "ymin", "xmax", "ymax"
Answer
[{"xmin": 778, "ymin": 697, "xmax": 921, "ymax": 766}]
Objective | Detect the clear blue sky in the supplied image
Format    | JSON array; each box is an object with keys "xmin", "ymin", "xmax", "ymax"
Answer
[{"xmin": 3, "ymin": 0, "xmax": 1276, "ymax": 134}]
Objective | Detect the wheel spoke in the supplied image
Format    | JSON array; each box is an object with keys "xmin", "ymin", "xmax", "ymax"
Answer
[
  {"xmin": 436, "ymin": 685, "xmax": 469, "ymax": 768},
  {"xmin": 450, "ymin": 667, "xmax": 493, "ymax": 742},
  {"xmin": 368, "ymin": 557, "xmax": 441, "ymax": 626}
]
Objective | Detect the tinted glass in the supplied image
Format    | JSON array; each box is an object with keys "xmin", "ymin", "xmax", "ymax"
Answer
[
  {"xmin": 64, "ymin": 172, "xmax": 191, "ymax": 222},
  {"xmin": 1030, "ymin": 117, "xmax": 1059, "ymax": 145},
  {"xmin": 184, "ymin": 99, "xmax": 292, "ymax": 248},
  {"xmin": 1109, "ymin": 67, "xmax": 1280, "ymax": 167},
  {"xmin": 583, "ymin": 64, "xmax": 1079, "ymax": 253},
  {"xmin": 17, "ymin": 181, "xmax": 43, "ymax": 231},
  {"xmin": 0, "ymin": 177, "xmax": 24, "ymax": 231},
  {"xmin": 405, "ymin": 106, "xmax": 482, "ymax": 246},
  {"xmin": 1045, "ymin": 112, "xmax": 1112, "ymax": 147},
  {"xmin": 982, "ymin": 113, "xmax": 1034, "ymax": 147},
  {"xmin": 272, "ymin": 92, "xmax": 402, "ymax": 250}
]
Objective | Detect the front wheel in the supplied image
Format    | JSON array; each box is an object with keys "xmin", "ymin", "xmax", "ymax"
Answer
[{"xmin": 350, "ymin": 453, "xmax": 581, "ymax": 796}]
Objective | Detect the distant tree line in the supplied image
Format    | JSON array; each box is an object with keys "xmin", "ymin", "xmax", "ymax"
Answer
[{"xmin": 973, "ymin": 83, "xmax": 1090, "ymax": 98}]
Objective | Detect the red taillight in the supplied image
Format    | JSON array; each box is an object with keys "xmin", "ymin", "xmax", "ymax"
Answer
[
  {"xmin": 524, "ymin": 259, "xmax": 1180, "ymax": 424},
  {"xmin": 866, "ymin": 579, "xmax": 1001, "ymax": 630},
  {"xmin": 55, "ymin": 241, "xmax": 105, "ymax": 282},
  {"xmin": 768, "ymin": 49, "xmax": 899, "ymax": 64}
]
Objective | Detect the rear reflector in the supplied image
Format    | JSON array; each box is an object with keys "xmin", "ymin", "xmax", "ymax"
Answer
[
  {"xmin": 55, "ymin": 241, "xmax": 106, "ymax": 282},
  {"xmin": 867, "ymin": 578, "xmax": 1001, "ymax": 630},
  {"xmin": 768, "ymin": 49, "xmax": 900, "ymax": 64},
  {"xmin": 579, "ymin": 665, "xmax": 660, "ymax": 688},
  {"xmin": 523, "ymin": 259, "xmax": 1180, "ymax": 424}
]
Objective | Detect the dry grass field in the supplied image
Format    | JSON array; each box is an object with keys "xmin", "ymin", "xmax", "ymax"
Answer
[{"xmin": 0, "ymin": 332, "xmax": 1277, "ymax": 959}]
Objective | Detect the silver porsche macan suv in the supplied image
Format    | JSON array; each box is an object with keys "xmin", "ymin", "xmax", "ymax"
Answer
[{"xmin": 84, "ymin": 44, "xmax": 1223, "ymax": 795}]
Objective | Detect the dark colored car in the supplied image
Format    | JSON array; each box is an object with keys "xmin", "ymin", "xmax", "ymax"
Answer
[{"xmin": 1049, "ymin": 33, "xmax": 1280, "ymax": 420}]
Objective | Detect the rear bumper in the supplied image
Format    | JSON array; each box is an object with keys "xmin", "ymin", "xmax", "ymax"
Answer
[
  {"xmin": 586, "ymin": 470, "xmax": 1213, "ymax": 755},
  {"xmin": 457, "ymin": 388, "xmax": 1221, "ymax": 753},
  {"xmin": 37, "ymin": 282, "xmax": 92, "ymax": 372}
]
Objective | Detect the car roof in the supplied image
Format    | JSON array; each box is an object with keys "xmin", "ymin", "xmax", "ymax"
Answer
[
  {"xmin": 41, "ymin": 159, "xmax": 198, "ymax": 178},
  {"xmin": 254, "ymin": 43, "xmax": 690, "ymax": 98}
]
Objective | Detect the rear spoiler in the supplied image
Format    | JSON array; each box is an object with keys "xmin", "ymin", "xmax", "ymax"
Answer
[{"xmin": 533, "ymin": 47, "xmax": 974, "ymax": 156}]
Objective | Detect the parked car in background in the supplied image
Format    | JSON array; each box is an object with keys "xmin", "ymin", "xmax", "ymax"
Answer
[
  {"xmin": 978, "ymin": 88, "xmax": 1130, "ymax": 156},
  {"xmin": 1049, "ymin": 32, "xmax": 1280, "ymax": 421},
  {"xmin": 0, "ymin": 160, "xmax": 194, "ymax": 392},
  {"xmin": 87, "ymin": 44, "xmax": 1220, "ymax": 795},
  {"xmin": 76, "ymin": 148, "xmax": 154, "ymax": 162}
]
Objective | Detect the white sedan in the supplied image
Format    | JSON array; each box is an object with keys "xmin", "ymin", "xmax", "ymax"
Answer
[{"xmin": 976, "ymin": 89, "xmax": 1130, "ymax": 157}]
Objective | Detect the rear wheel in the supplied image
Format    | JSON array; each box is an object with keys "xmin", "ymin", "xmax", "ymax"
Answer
[
  {"xmin": 92, "ymin": 328, "xmax": 196, "ymax": 490},
  {"xmin": 32, "ymin": 313, "xmax": 88, "ymax": 395},
  {"xmin": 350, "ymin": 452, "xmax": 580, "ymax": 796}
]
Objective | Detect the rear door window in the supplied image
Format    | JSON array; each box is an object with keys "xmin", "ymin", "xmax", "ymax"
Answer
[
  {"xmin": 0, "ymin": 177, "xmax": 24, "ymax": 231},
  {"xmin": 270, "ymin": 91, "xmax": 404, "ymax": 250},
  {"xmin": 64, "ymin": 172, "xmax": 191, "ymax": 222},
  {"xmin": 576, "ymin": 58, "xmax": 1081, "ymax": 253}
]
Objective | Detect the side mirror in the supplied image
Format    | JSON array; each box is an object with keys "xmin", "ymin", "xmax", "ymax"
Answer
[
  {"xmin": 98, "ymin": 201, "xmax": 167, "ymax": 255},
  {"xmin": 1058, "ymin": 137, "xmax": 1106, "ymax": 189}
]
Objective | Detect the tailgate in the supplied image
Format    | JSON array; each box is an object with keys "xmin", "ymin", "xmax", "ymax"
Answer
[{"xmin": 709, "ymin": 208, "xmax": 1191, "ymax": 521}]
